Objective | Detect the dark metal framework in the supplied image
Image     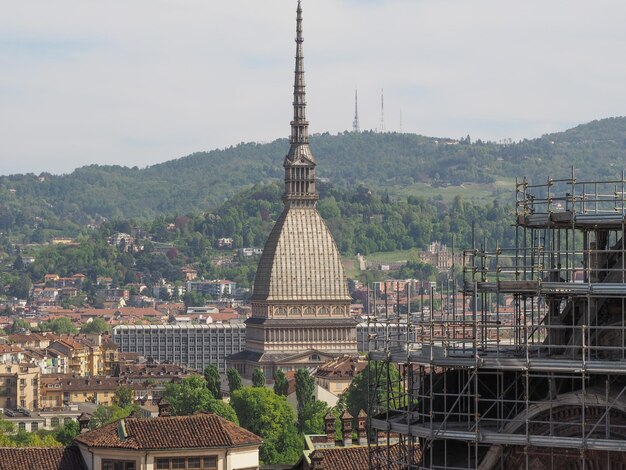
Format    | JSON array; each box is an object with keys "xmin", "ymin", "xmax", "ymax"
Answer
[{"xmin": 368, "ymin": 170, "xmax": 626, "ymax": 469}]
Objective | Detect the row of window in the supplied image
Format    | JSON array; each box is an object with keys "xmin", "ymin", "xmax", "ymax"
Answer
[
  {"xmin": 123, "ymin": 342, "xmax": 241, "ymax": 346},
  {"xmin": 155, "ymin": 456, "xmax": 217, "ymax": 470},
  {"xmin": 17, "ymin": 422, "xmax": 38, "ymax": 432},
  {"xmin": 116, "ymin": 329, "xmax": 243, "ymax": 334}
]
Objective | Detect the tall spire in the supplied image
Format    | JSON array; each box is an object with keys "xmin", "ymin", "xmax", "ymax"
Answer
[
  {"xmin": 352, "ymin": 89, "xmax": 360, "ymax": 133},
  {"xmin": 284, "ymin": 0, "xmax": 317, "ymax": 205},
  {"xmin": 290, "ymin": 0, "xmax": 309, "ymax": 148}
]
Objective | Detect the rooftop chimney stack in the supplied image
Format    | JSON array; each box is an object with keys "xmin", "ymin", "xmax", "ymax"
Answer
[
  {"xmin": 324, "ymin": 412, "xmax": 336, "ymax": 443},
  {"xmin": 357, "ymin": 409, "xmax": 367, "ymax": 446},
  {"xmin": 341, "ymin": 410, "xmax": 353, "ymax": 447}
]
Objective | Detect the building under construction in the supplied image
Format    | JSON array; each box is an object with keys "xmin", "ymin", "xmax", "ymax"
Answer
[{"xmin": 368, "ymin": 171, "xmax": 626, "ymax": 469}]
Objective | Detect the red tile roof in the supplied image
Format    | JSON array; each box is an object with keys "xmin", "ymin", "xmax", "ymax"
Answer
[
  {"xmin": 0, "ymin": 344, "xmax": 22, "ymax": 354},
  {"xmin": 208, "ymin": 313, "xmax": 239, "ymax": 322},
  {"xmin": 0, "ymin": 446, "xmax": 85, "ymax": 470},
  {"xmin": 309, "ymin": 444, "xmax": 421, "ymax": 470},
  {"xmin": 74, "ymin": 413, "xmax": 262, "ymax": 450},
  {"xmin": 315, "ymin": 355, "xmax": 367, "ymax": 379}
]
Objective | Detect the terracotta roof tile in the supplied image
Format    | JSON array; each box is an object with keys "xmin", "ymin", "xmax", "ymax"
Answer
[
  {"xmin": 315, "ymin": 355, "xmax": 367, "ymax": 379},
  {"xmin": 310, "ymin": 444, "xmax": 421, "ymax": 470},
  {"xmin": 74, "ymin": 413, "xmax": 261, "ymax": 450},
  {"xmin": 0, "ymin": 446, "xmax": 85, "ymax": 470}
]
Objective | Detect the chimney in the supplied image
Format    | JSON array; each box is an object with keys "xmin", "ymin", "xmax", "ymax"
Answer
[
  {"xmin": 310, "ymin": 451, "xmax": 324, "ymax": 470},
  {"xmin": 117, "ymin": 419, "xmax": 127, "ymax": 441},
  {"xmin": 340, "ymin": 410, "xmax": 353, "ymax": 447},
  {"xmin": 323, "ymin": 412, "xmax": 335, "ymax": 443},
  {"xmin": 357, "ymin": 409, "xmax": 367, "ymax": 446},
  {"xmin": 77, "ymin": 413, "xmax": 91, "ymax": 433},
  {"xmin": 157, "ymin": 397, "xmax": 170, "ymax": 417}
]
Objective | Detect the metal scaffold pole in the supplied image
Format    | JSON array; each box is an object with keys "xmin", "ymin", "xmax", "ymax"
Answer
[{"xmin": 368, "ymin": 170, "xmax": 626, "ymax": 469}]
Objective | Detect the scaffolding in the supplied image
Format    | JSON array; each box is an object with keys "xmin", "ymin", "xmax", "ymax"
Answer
[{"xmin": 368, "ymin": 170, "xmax": 626, "ymax": 469}]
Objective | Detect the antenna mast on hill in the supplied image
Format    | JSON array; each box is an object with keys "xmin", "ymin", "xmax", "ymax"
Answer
[
  {"xmin": 379, "ymin": 88, "xmax": 385, "ymax": 133},
  {"xmin": 400, "ymin": 109, "xmax": 403, "ymax": 133},
  {"xmin": 352, "ymin": 89, "xmax": 360, "ymax": 133}
]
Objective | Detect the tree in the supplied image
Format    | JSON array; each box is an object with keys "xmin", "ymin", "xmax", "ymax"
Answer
[
  {"xmin": 89, "ymin": 404, "xmax": 135, "ymax": 430},
  {"xmin": 9, "ymin": 318, "xmax": 31, "ymax": 333},
  {"xmin": 183, "ymin": 291, "xmax": 205, "ymax": 308},
  {"xmin": 317, "ymin": 196, "xmax": 341, "ymax": 219},
  {"xmin": 113, "ymin": 385, "xmax": 135, "ymax": 409},
  {"xmin": 208, "ymin": 399, "xmax": 239, "ymax": 425},
  {"xmin": 80, "ymin": 317, "xmax": 111, "ymax": 334},
  {"xmin": 342, "ymin": 361, "xmax": 403, "ymax": 422},
  {"xmin": 295, "ymin": 369, "xmax": 314, "ymax": 412},
  {"xmin": 1, "ymin": 429, "xmax": 61, "ymax": 447},
  {"xmin": 203, "ymin": 364, "xmax": 222, "ymax": 399},
  {"xmin": 12, "ymin": 254, "xmax": 24, "ymax": 271},
  {"xmin": 295, "ymin": 369, "xmax": 324, "ymax": 433},
  {"xmin": 227, "ymin": 368, "xmax": 243, "ymax": 394},
  {"xmin": 252, "ymin": 367, "xmax": 265, "ymax": 387},
  {"xmin": 0, "ymin": 417, "xmax": 15, "ymax": 434},
  {"xmin": 299, "ymin": 400, "xmax": 328, "ymax": 435},
  {"xmin": 9, "ymin": 275, "xmax": 31, "ymax": 300},
  {"xmin": 163, "ymin": 375, "xmax": 237, "ymax": 423},
  {"xmin": 55, "ymin": 420, "xmax": 80, "ymax": 446},
  {"xmin": 231, "ymin": 387, "xmax": 303, "ymax": 465},
  {"xmin": 163, "ymin": 376, "xmax": 212, "ymax": 416},
  {"xmin": 273, "ymin": 369, "xmax": 288, "ymax": 396},
  {"xmin": 39, "ymin": 317, "xmax": 77, "ymax": 334}
]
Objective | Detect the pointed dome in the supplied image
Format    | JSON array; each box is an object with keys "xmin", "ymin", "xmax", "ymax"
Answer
[
  {"xmin": 250, "ymin": 1, "xmax": 350, "ymax": 305},
  {"xmin": 252, "ymin": 207, "xmax": 350, "ymax": 302}
]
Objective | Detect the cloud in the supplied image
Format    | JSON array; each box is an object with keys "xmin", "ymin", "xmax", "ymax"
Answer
[{"xmin": 1, "ymin": 0, "xmax": 625, "ymax": 174}]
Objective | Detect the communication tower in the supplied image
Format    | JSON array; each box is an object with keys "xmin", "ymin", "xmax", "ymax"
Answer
[{"xmin": 353, "ymin": 89, "xmax": 360, "ymax": 133}]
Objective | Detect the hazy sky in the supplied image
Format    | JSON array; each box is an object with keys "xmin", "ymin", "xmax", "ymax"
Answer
[{"xmin": 1, "ymin": 0, "xmax": 625, "ymax": 175}]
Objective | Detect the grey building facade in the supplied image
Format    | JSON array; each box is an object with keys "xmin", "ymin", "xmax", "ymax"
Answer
[
  {"xmin": 112, "ymin": 324, "xmax": 246, "ymax": 373},
  {"xmin": 113, "ymin": 322, "xmax": 412, "ymax": 374}
]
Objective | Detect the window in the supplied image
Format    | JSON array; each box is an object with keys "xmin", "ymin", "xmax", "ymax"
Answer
[
  {"xmin": 31, "ymin": 422, "xmax": 38, "ymax": 432},
  {"xmin": 187, "ymin": 457, "xmax": 201, "ymax": 469},
  {"xmin": 155, "ymin": 459, "xmax": 170, "ymax": 470},
  {"xmin": 154, "ymin": 457, "xmax": 217, "ymax": 469},
  {"xmin": 102, "ymin": 460, "xmax": 136, "ymax": 470},
  {"xmin": 171, "ymin": 458, "xmax": 185, "ymax": 469},
  {"xmin": 51, "ymin": 417, "xmax": 60, "ymax": 428},
  {"xmin": 18, "ymin": 422, "xmax": 26, "ymax": 432}
]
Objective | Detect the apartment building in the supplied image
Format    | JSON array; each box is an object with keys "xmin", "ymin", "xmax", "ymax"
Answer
[
  {"xmin": 40, "ymin": 374, "xmax": 121, "ymax": 407},
  {"xmin": 47, "ymin": 338, "xmax": 91, "ymax": 376},
  {"xmin": 185, "ymin": 280, "xmax": 236, "ymax": 299},
  {"xmin": 112, "ymin": 324, "xmax": 246, "ymax": 372},
  {"xmin": 0, "ymin": 362, "xmax": 40, "ymax": 410}
]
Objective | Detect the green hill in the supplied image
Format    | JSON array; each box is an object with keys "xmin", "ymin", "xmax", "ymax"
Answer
[{"xmin": 1, "ymin": 117, "xmax": 626, "ymax": 241}]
